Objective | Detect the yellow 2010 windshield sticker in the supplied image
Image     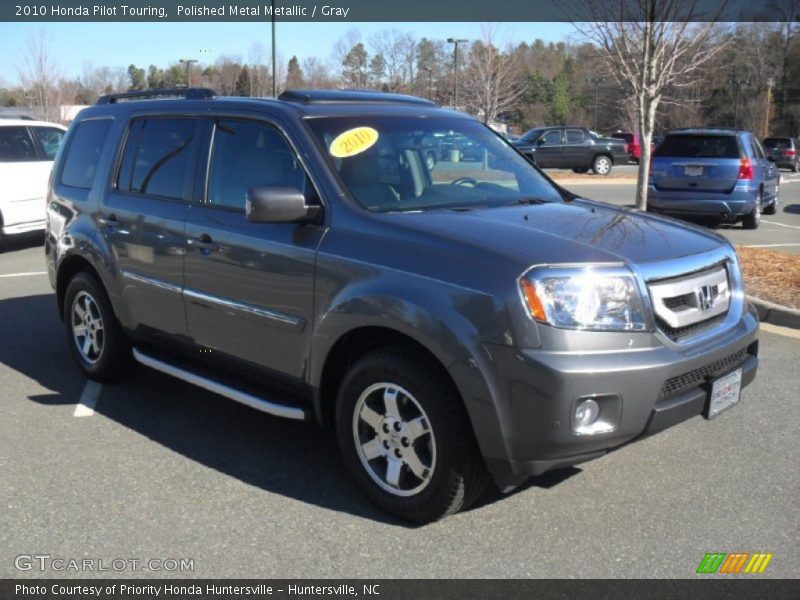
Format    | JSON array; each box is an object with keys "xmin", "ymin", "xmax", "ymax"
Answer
[{"xmin": 329, "ymin": 127, "xmax": 379, "ymax": 158}]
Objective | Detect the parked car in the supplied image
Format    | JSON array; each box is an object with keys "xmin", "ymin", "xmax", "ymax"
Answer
[
  {"xmin": 648, "ymin": 128, "xmax": 780, "ymax": 229},
  {"xmin": 0, "ymin": 119, "xmax": 66, "ymax": 240},
  {"xmin": 512, "ymin": 126, "xmax": 629, "ymax": 175},
  {"xmin": 611, "ymin": 131, "xmax": 663, "ymax": 163},
  {"xmin": 611, "ymin": 131, "xmax": 639, "ymax": 163},
  {"xmin": 47, "ymin": 89, "xmax": 759, "ymax": 523},
  {"xmin": 762, "ymin": 136, "xmax": 799, "ymax": 172}
]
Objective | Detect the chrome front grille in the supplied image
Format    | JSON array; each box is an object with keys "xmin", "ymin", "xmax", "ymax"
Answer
[{"xmin": 648, "ymin": 265, "xmax": 731, "ymax": 341}]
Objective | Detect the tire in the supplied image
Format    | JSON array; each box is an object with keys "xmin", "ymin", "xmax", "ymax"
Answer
[
  {"xmin": 742, "ymin": 191, "xmax": 762, "ymax": 229},
  {"xmin": 425, "ymin": 151, "xmax": 436, "ymax": 171},
  {"xmin": 63, "ymin": 271, "xmax": 133, "ymax": 381},
  {"xmin": 572, "ymin": 167, "xmax": 588, "ymax": 174},
  {"xmin": 335, "ymin": 347, "xmax": 490, "ymax": 524},
  {"xmin": 763, "ymin": 190, "xmax": 778, "ymax": 215},
  {"xmin": 791, "ymin": 163, "xmax": 798, "ymax": 173},
  {"xmin": 592, "ymin": 155, "xmax": 612, "ymax": 175}
]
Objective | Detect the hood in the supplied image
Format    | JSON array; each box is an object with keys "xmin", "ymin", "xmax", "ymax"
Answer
[{"xmin": 390, "ymin": 199, "xmax": 726, "ymax": 269}]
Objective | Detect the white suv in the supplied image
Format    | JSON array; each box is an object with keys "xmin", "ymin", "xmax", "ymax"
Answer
[{"xmin": 0, "ymin": 119, "xmax": 66, "ymax": 238}]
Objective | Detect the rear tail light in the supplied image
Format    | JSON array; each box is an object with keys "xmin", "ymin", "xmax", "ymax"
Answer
[
  {"xmin": 737, "ymin": 158, "xmax": 754, "ymax": 180},
  {"xmin": 782, "ymin": 149, "xmax": 796, "ymax": 156}
]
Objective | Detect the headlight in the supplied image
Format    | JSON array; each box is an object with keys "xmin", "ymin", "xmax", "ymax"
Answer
[{"xmin": 520, "ymin": 265, "xmax": 647, "ymax": 331}]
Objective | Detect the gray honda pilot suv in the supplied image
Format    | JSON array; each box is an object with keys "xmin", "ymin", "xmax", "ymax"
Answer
[{"xmin": 46, "ymin": 89, "xmax": 759, "ymax": 523}]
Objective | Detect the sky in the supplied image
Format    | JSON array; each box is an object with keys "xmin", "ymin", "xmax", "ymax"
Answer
[{"xmin": 0, "ymin": 21, "xmax": 575, "ymax": 86}]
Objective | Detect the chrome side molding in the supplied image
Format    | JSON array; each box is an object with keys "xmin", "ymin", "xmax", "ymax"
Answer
[{"xmin": 132, "ymin": 348, "xmax": 308, "ymax": 421}]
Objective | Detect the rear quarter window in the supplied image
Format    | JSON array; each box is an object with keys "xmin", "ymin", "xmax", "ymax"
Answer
[
  {"xmin": 60, "ymin": 119, "xmax": 113, "ymax": 189},
  {"xmin": 655, "ymin": 135, "xmax": 740, "ymax": 159}
]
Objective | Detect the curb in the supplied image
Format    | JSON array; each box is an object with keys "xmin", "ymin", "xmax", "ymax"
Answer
[{"xmin": 747, "ymin": 295, "xmax": 800, "ymax": 329}]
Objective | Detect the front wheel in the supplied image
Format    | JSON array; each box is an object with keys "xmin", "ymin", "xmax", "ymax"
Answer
[
  {"xmin": 335, "ymin": 348, "xmax": 489, "ymax": 523},
  {"xmin": 63, "ymin": 272, "xmax": 133, "ymax": 381},
  {"xmin": 592, "ymin": 155, "xmax": 612, "ymax": 175},
  {"xmin": 425, "ymin": 151, "xmax": 436, "ymax": 171}
]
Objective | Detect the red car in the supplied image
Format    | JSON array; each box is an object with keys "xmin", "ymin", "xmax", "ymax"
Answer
[{"xmin": 611, "ymin": 132, "xmax": 663, "ymax": 164}]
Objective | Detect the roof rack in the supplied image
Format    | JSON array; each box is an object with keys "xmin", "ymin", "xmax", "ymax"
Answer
[
  {"xmin": 278, "ymin": 89, "xmax": 435, "ymax": 107},
  {"xmin": 95, "ymin": 88, "xmax": 217, "ymax": 105}
]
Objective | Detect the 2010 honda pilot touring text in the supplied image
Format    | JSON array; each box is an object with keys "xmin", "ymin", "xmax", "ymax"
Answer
[{"xmin": 46, "ymin": 89, "xmax": 759, "ymax": 523}]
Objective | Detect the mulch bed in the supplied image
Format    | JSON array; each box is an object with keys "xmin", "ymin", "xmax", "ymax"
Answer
[{"xmin": 736, "ymin": 246, "xmax": 800, "ymax": 310}]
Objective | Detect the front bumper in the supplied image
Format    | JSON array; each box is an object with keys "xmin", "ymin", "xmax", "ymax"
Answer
[{"xmin": 482, "ymin": 303, "xmax": 759, "ymax": 489}]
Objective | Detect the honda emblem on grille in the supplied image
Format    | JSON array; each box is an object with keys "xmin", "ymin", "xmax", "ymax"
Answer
[{"xmin": 695, "ymin": 284, "xmax": 714, "ymax": 311}]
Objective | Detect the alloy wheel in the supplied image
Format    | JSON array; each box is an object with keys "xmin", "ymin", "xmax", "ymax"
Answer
[{"xmin": 352, "ymin": 383, "xmax": 437, "ymax": 497}]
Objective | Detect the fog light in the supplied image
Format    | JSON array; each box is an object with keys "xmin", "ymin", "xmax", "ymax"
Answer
[{"xmin": 574, "ymin": 398, "xmax": 600, "ymax": 428}]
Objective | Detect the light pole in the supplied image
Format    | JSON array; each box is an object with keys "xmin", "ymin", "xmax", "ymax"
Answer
[
  {"xmin": 587, "ymin": 77, "xmax": 604, "ymax": 131},
  {"xmin": 732, "ymin": 78, "xmax": 749, "ymax": 128},
  {"xmin": 424, "ymin": 67, "xmax": 433, "ymax": 101},
  {"xmin": 446, "ymin": 38, "xmax": 467, "ymax": 109},
  {"xmin": 271, "ymin": 0, "xmax": 277, "ymax": 97},
  {"xmin": 179, "ymin": 59, "xmax": 197, "ymax": 87}
]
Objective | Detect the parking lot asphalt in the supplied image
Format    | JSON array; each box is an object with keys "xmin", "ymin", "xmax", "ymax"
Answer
[
  {"xmin": 1, "ymin": 213, "xmax": 799, "ymax": 579},
  {"xmin": 560, "ymin": 168, "xmax": 800, "ymax": 254}
]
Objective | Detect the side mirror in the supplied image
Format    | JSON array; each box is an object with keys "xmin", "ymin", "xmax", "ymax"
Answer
[
  {"xmin": 536, "ymin": 138, "xmax": 546, "ymax": 146},
  {"xmin": 246, "ymin": 187, "xmax": 320, "ymax": 224}
]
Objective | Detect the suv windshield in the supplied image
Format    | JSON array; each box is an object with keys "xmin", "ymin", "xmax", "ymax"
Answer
[
  {"xmin": 656, "ymin": 134, "xmax": 740, "ymax": 158},
  {"xmin": 306, "ymin": 116, "xmax": 561, "ymax": 213}
]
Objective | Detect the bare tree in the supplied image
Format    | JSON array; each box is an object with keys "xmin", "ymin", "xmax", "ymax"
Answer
[
  {"xmin": 17, "ymin": 30, "xmax": 64, "ymax": 122},
  {"xmin": 461, "ymin": 26, "xmax": 526, "ymax": 125},
  {"xmin": 574, "ymin": 1, "xmax": 728, "ymax": 209}
]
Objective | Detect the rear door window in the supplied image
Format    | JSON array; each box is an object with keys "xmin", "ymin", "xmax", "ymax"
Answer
[
  {"xmin": 117, "ymin": 117, "xmax": 200, "ymax": 201},
  {"xmin": 565, "ymin": 129, "xmax": 586, "ymax": 143},
  {"xmin": 0, "ymin": 126, "xmax": 37, "ymax": 162},
  {"xmin": 656, "ymin": 135, "xmax": 740, "ymax": 159},
  {"xmin": 60, "ymin": 119, "xmax": 113, "ymax": 189}
]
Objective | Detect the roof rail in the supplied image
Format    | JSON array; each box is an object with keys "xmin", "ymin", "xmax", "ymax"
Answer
[
  {"xmin": 95, "ymin": 88, "xmax": 217, "ymax": 105},
  {"xmin": 278, "ymin": 89, "xmax": 435, "ymax": 107}
]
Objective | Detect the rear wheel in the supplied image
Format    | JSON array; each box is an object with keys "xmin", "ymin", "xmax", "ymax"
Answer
[
  {"xmin": 592, "ymin": 155, "xmax": 612, "ymax": 175},
  {"xmin": 763, "ymin": 189, "xmax": 778, "ymax": 215},
  {"xmin": 791, "ymin": 162, "xmax": 798, "ymax": 173},
  {"xmin": 742, "ymin": 191, "xmax": 762, "ymax": 229},
  {"xmin": 335, "ymin": 348, "xmax": 490, "ymax": 523},
  {"xmin": 63, "ymin": 272, "xmax": 133, "ymax": 381}
]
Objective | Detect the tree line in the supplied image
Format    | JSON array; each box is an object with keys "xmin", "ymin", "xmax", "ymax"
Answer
[{"xmin": 4, "ymin": 21, "xmax": 800, "ymax": 137}]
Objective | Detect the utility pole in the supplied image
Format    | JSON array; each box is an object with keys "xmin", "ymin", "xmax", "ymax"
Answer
[
  {"xmin": 765, "ymin": 77, "xmax": 775, "ymax": 138},
  {"xmin": 587, "ymin": 77, "xmax": 604, "ymax": 131},
  {"xmin": 271, "ymin": 0, "xmax": 277, "ymax": 97},
  {"xmin": 179, "ymin": 59, "xmax": 197, "ymax": 87},
  {"xmin": 446, "ymin": 38, "xmax": 467, "ymax": 109}
]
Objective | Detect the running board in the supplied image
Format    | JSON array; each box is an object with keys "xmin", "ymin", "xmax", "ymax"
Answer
[{"xmin": 132, "ymin": 348, "xmax": 308, "ymax": 421}]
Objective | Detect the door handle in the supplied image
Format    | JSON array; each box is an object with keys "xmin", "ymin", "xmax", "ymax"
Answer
[{"xmin": 187, "ymin": 235, "xmax": 220, "ymax": 253}]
